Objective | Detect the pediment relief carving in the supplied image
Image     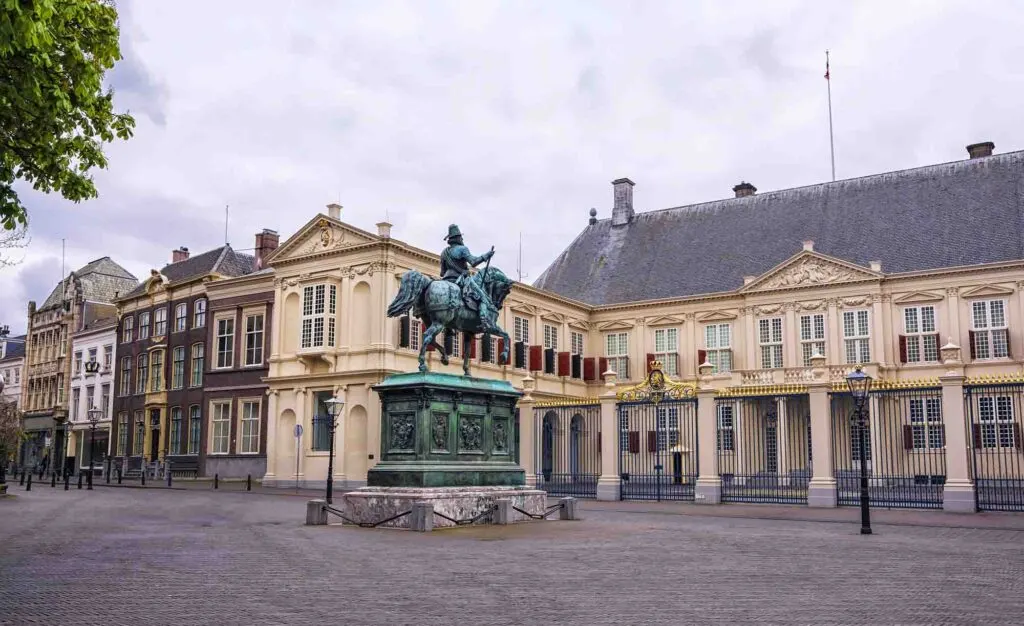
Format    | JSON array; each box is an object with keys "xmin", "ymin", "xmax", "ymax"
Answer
[
  {"xmin": 508, "ymin": 302, "xmax": 539, "ymax": 316},
  {"xmin": 796, "ymin": 299, "xmax": 826, "ymax": 311},
  {"xmin": 696, "ymin": 310, "xmax": 738, "ymax": 322},
  {"xmin": 960, "ymin": 284, "xmax": 1015, "ymax": 299},
  {"xmin": 271, "ymin": 217, "xmax": 375, "ymax": 263},
  {"xmin": 893, "ymin": 291, "xmax": 946, "ymax": 304},
  {"xmin": 753, "ymin": 303, "xmax": 784, "ymax": 316},
  {"xmin": 744, "ymin": 253, "xmax": 878, "ymax": 292},
  {"xmin": 566, "ymin": 318, "xmax": 590, "ymax": 331}
]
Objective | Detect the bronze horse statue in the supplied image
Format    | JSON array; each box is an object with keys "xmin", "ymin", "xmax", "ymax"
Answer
[{"xmin": 387, "ymin": 266, "xmax": 514, "ymax": 374}]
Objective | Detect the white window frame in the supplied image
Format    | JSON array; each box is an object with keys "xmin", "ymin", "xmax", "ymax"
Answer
[
  {"xmin": 210, "ymin": 401, "xmax": 232, "ymax": 455},
  {"xmin": 135, "ymin": 353, "xmax": 148, "ymax": 395},
  {"xmin": 904, "ymin": 306, "xmax": 939, "ymax": 363},
  {"xmin": 843, "ymin": 310, "xmax": 871, "ymax": 365},
  {"xmin": 190, "ymin": 343, "xmax": 205, "ymax": 387},
  {"xmin": 300, "ymin": 284, "xmax": 337, "ymax": 350},
  {"xmin": 119, "ymin": 356, "xmax": 132, "ymax": 396},
  {"xmin": 605, "ymin": 332, "xmax": 628, "ymax": 380},
  {"xmin": 71, "ymin": 388, "xmax": 80, "ymax": 421},
  {"xmin": 215, "ymin": 316, "xmax": 235, "ymax": 369},
  {"xmin": 909, "ymin": 397, "xmax": 944, "ymax": 450},
  {"xmin": 704, "ymin": 323, "xmax": 732, "ymax": 374},
  {"xmin": 149, "ymin": 349, "xmax": 164, "ymax": 393},
  {"xmin": 103, "ymin": 345, "xmax": 113, "ymax": 371},
  {"xmin": 239, "ymin": 399, "xmax": 261, "ymax": 454},
  {"xmin": 193, "ymin": 298, "xmax": 207, "ymax": 328},
  {"xmin": 174, "ymin": 302, "xmax": 188, "ymax": 333},
  {"xmin": 122, "ymin": 315, "xmax": 134, "ymax": 343},
  {"xmin": 187, "ymin": 405, "xmax": 202, "ymax": 455},
  {"xmin": 717, "ymin": 403, "xmax": 735, "ymax": 452},
  {"xmin": 514, "ymin": 316, "xmax": 529, "ymax": 344},
  {"xmin": 758, "ymin": 317, "xmax": 784, "ymax": 369},
  {"xmin": 139, "ymin": 312, "xmax": 151, "ymax": 340},
  {"xmin": 100, "ymin": 384, "xmax": 110, "ymax": 420},
  {"xmin": 570, "ymin": 331, "xmax": 584, "ymax": 355},
  {"xmin": 244, "ymin": 312, "xmax": 265, "ymax": 367},
  {"xmin": 978, "ymin": 396, "xmax": 1016, "ymax": 448},
  {"xmin": 153, "ymin": 307, "xmax": 168, "ymax": 337},
  {"xmin": 543, "ymin": 324, "xmax": 558, "ymax": 350},
  {"xmin": 73, "ymin": 351, "xmax": 82, "ymax": 377},
  {"xmin": 971, "ymin": 299, "xmax": 1009, "ymax": 360},
  {"xmin": 168, "ymin": 407, "xmax": 184, "ymax": 455},
  {"xmin": 799, "ymin": 313, "xmax": 826, "ymax": 367},
  {"xmin": 654, "ymin": 328, "xmax": 679, "ymax": 377}
]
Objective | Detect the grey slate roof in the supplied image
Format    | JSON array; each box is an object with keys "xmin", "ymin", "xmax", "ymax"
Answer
[
  {"xmin": 40, "ymin": 257, "xmax": 138, "ymax": 309},
  {"xmin": 534, "ymin": 150, "xmax": 1024, "ymax": 305},
  {"xmin": 118, "ymin": 246, "xmax": 256, "ymax": 300},
  {"xmin": 0, "ymin": 335, "xmax": 26, "ymax": 363}
]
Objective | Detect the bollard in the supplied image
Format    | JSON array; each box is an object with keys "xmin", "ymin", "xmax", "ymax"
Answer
[
  {"xmin": 26, "ymin": 473, "xmax": 32, "ymax": 491},
  {"xmin": 246, "ymin": 474, "xmax": 252, "ymax": 491},
  {"xmin": 51, "ymin": 472, "xmax": 57, "ymax": 488},
  {"xmin": 214, "ymin": 474, "xmax": 219, "ymax": 490},
  {"xmin": 117, "ymin": 468, "xmax": 122, "ymax": 484},
  {"xmin": 106, "ymin": 459, "xmax": 112, "ymax": 483},
  {"xmin": 77, "ymin": 473, "xmax": 83, "ymax": 489},
  {"xmin": 494, "ymin": 498, "xmax": 512, "ymax": 525},
  {"xmin": 64, "ymin": 473, "xmax": 70, "ymax": 490},
  {"xmin": 167, "ymin": 470, "xmax": 172, "ymax": 488},
  {"xmin": 305, "ymin": 499, "xmax": 328, "ymax": 525},
  {"xmin": 559, "ymin": 497, "xmax": 579, "ymax": 521},
  {"xmin": 141, "ymin": 470, "xmax": 146, "ymax": 487},
  {"xmin": 20, "ymin": 469, "xmax": 25, "ymax": 486},
  {"xmin": 410, "ymin": 502, "xmax": 434, "ymax": 532},
  {"xmin": 87, "ymin": 469, "xmax": 93, "ymax": 491}
]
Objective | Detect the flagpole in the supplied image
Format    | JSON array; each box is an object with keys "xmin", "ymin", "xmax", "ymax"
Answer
[{"xmin": 825, "ymin": 49, "xmax": 836, "ymax": 182}]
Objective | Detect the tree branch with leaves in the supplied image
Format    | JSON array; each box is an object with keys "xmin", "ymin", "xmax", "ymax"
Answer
[
  {"xmin": 0, "ymin": 397, "xmax": 23, "ymax": 465},
  {"xmin": 0, "ymin": 0, "xmax": 136, "ymax": 231},
  {"xmin": 0, "ymin": 224, "xmax": 30, "ymax": 267}
]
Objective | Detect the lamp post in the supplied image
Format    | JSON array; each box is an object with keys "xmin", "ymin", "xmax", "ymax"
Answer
[
  {"xmin": 322, "ymin": 396, "xmax": 346, "ymax": 504},
  {"xmin": 845, "ymin": 366, "xmax": 874, "ymax": 535},
  {"xmin": 87, "ymin": 406, "xmax": 102, "ymax": 490}
]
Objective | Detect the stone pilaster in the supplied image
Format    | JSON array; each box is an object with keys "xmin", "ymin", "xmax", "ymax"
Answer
[
  {"xmin": 694, "ymin": 362, "xmax": 721, "ymax": 504},
  {"xmin": 940, "ymin": 341, "xmax": 974, "ymax": 512},
  {"xmin": 263, "ymin": 389, "xmax": 279, "ymax": 480},
  {"xmin": 596, "ymin": 370, "xmax": 619, "ymax": 501},
  {"xmin": 518, "ymin": 377, "xmax": 537, "ymax": 488}
]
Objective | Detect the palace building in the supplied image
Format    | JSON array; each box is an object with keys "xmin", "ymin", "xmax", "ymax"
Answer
[{"xmin": 261, "ymin": 142, "xmax": 1024, "ymax": 513}]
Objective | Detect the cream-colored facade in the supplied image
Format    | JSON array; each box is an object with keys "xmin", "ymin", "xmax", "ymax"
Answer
[{"xmin": 263, "ymin": 207, "xmax": 1024, "ymax": 512}]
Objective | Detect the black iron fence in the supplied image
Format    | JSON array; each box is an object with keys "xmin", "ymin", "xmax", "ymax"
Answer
[
  {"xmin": 717, "ymin": 394, "xmax": 810, "ymax": 504},
  {"xmin": 618, "ymin": 398, "xmax": 698, "ymax": 501},
  {"xmin": 964, "ymin": 383, "xmax": 1024, "ymax": 512},
  {"xmin": 534, "ymin": 404, "xmax": 601, "ymax": 498},
  {"xmin": 830, "ymin": 387, "xmax": 946, "ymax": 509}
]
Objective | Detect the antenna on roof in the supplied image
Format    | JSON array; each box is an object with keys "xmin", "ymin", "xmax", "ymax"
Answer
[
  {"xmin": 61, "ymin": 238, "xmax": 66, "ymax": 300},
  {"xmin": 516, "ymin": 232, "xmax": 528, "ymax": 283},
  {"xmin": 224, "ymin": 205, "xmax": 230, "ymax": 246},
  {"xmin": 825, "ymin": 49, "xmax": 836, "ymax": 182}
]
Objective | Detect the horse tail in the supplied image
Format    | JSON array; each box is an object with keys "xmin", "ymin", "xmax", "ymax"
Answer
[{"xmin": 387, "ymin": 270, "xmax": 430, "ymax": 317}]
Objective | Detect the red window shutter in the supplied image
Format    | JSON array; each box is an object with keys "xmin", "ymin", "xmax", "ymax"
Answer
[
  {"xmin": 968, "ymin": 331, "xmax": 977, "ymax": 360},
  {"xmin": 628, "ymin": 431, "xmax": 640, "ymax": 454},
  {"xmin": 1015, "ymin": 424, "xmax": 1022, "ymax": 451},
  {"xmin": 902, "ymin": 425, "xmax": 914, "ymax": 450},
  {"xmin": 557, "ymin": 351, "xmax": 571, "ymax": 376},
  {"xmin": 646, "ymin": 353, "xmax": 655, "ymax": 374},
  {"xmin": 898, "ymin": 335, "xmax": 908, "ymax": 364},
  {"xmin": 529, "ymin": 345, "xmax": 543, "ymax": 371},
  {"xmin": 697, "ymin": 349, "xmax": 707, "ymax": 367},
  {"xmin": 469, "ymin": 337, "xmax": 477, "ymax": 359},
  {"xmin": 497, "ymin": 338, "xmax": 506, "ymax": 364},
  {"xmin": 647, "ymin": 430, "xmax": 658, "ymax": 453},
  {"xmin": 598, "ymin": 357, "xmax": 608, "ymax": 379},
  {"xmin": 972, "ymin": 424, "xmax": 983, "ymax": 448},
  {"xmin": 583, "ymin": 357, "xmax": 596, "ymax": 381}
]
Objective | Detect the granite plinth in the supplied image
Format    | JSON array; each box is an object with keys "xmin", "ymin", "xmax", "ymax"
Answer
[{"xmin": 339, "ymin": 486, "xmax": 546, "ymax": 529}]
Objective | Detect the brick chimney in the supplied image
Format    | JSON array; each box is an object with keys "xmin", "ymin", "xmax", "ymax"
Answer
[
  {"xmin": 966, "ymin": 142, "xmax": 994, "ymax": 159},
  {"xmin": 172, "ymin": 247, "xmax": 190, "ymax": 263},
  {"xmin": 254, "ymin": 229, "xmax": 280, "ymax": 270},
  {"xmin": 733, "ymin": 182, "xmax": 757, "ymax": 198},
  {"xmin": 611, "ymin": 178, "xmax": 635, "ymax": 227}
]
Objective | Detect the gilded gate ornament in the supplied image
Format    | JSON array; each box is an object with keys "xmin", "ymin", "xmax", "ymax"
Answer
[{"xmin": 616, "ymin": 361, "xmax": 696, "ymax": 403}]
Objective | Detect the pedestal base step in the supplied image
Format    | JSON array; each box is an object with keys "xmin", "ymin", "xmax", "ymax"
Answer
[{"xmin": 336, "ymin": 486, "xmax": 549, "ymax": 529}]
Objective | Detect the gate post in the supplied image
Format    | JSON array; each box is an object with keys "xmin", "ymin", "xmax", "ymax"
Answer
[
  {"xmin": 518, "ymin": 378, "xmax": 537, "ymax": 488},
  {"xmin": 596, "ymin": 372, "xmax": 619, "ymax": 501},
  {"xmin": 694, "ymin": 365, "xmax": 721, "ymax": 504},
  {"xmin": 939, "ymin": 343, "xmax": 973, "ymax": 512},
  {"xmin": 807, "ymin": 377, "xmax": 837, "ymax": 507}
]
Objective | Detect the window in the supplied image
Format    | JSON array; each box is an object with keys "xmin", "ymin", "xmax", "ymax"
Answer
[
  {"xmin": 602, "ymin": 332, "xmax": 628, "ymax": 379},
  {"xmin": 71, "ymin": 388, "xmax": 80, "ymax": 421},
  {"xmin": 190, "ymin": 343, "xmax": 204, "ymax": 387},
  {"xmin": 240, "ymin": 400, "xmax": 261, "ymax": 454},
  {"xmin": 188, "ymin": 405, "xmax": 201, "ymax": 454},
  {"xmin": 122, "ymin": 315, "xmax": 134, "ymax": 343},
  {"xmin": 154, "ymin": 308, "xmax": 168, "ymax": 336},
  {"xmin": 971, "ymin": 300, "xmax": 1009, "ymax": 359},
  {"xmin": 656, "ymin": 406, "xmax": 680, "ymax": 451},
  {"xmin": 654, "ymin": 328, "xmax": 679, "ymax": 376},
  {"xmin": 171, "ymin": 346, "xmax": 185, "ymax": 389},
  {"xmin": 979, "ymin": 396, "xmax": 1016, "ymax": 448},
  {"xmin": 116, "ymin": 413, "xmax": 128, "ymax": 456},
  {"xmin": 312, "ymin": 391, "xmax": 334, "ymax": 451},
  {"xmin": 139, "ymin": 312, "xmax": 151, "ymax": 340},
  {"xmin": 245, "ymin": 313, "xmax": 264, "ymax": 366},
  {"xmin": 301, "ymin": 284, "xmax": 337, "ymax": 349},
  {"xmin": 619, "ymin": 413, "xmax": 629, "ymax": 452},
  {"xmin": 543, "ymin": 324, "xmax": 558, "ymax": 350},
  {"xmin": 135, "ymin": 353, "xmax": 148, "ymax": 394},
  {"xmin": 758, "ymin": 318, "xmax": 783, "ymax": 369},
  {"xmin": 717, "ymin": 404, "xmax": 735, "ymax": 451},
  {"xmin": 571, "ymin": 331, "xmax": 584, "ymax": 355},
  {"xmin": 843, "ymin": 310, "xmax": 871, "ymax": 364},
  {"xmin": 86, "ymin": 347, "xmax": 98, "ymax": 372},
  {"xmin": 149, "ymin": 350, "xmax": 164, "ymax": 392},
  {"xmin": 103, "ymin": 345, "xmax": 113, "ymax": 370},
  {"xmin": 704, "ymin": 324, "xmax": 732, "ymax": 374},
  {"xmin": 480, "ymin": 335, "xmax": 497, "ymax": 364},
  {"xmin": 193, "ymin": 298, "xmax": 207, "ymax": 328},
  {"xmin": 84, "ymin": 385, "xmax": 94, "ymax": 418},
  {"xmin": 409, "ymin": 320, "xmax": 421, "ymax": 351},
  {"xmin": 119, "ymin": 356, "xmax": 132, "ymax": 396},
  {"xmin": 216, "ymin": 317, "xmax": 235, "ymax": 368},
  {"xmin": 909, "ymin": 397, "xmax": 943, "ymax": 449},
  {"xmin": 447, "ymin": 332, "xmax": 461, "ymax": 358},
  {"xmin": 904, "ymin": 306, "xmax": 939, "ymax": 363},
  {"xmin": 73, "ymin": 351, "xmax": 82, "ymax": 376},
  {"xmin": 100, "ymin": 384, "xmax": 110, "ymax": 419},
  {"xmin": 210, "ymin": 402, "xmax": 231, "ymax": 454},
  {"xmin": 174, "ymin": 303, "xmax": 188, "ymax": 332},
  {"xmin": 168, "ymin": 407, "xmax": 183, "ymax": 455},
  {"xmin": 800, "ymin": 314, "xmax": 826, "ymax": 366},
  {"xmin": 133, "ymin": 411, "xmax": 144, "ymax": 456},
  {"xmin": 514, "ymin": 316, "xmax": 529, "ymax": 344}
]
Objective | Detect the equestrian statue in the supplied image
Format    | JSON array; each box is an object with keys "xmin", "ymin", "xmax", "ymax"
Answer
[{"xmin": 387, "ymin": 224, "xmax": 514, "ymax": 375}]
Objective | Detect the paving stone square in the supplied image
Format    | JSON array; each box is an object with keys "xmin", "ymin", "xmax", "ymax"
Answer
[{"xmin": 2, "ymin": 487, "xmax": 1024, "ymax": 625}]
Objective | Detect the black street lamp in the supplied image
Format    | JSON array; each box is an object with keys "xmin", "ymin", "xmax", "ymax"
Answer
[
  {"xmin": 322, "ymin": 395, "xmax": 345, "ymax": 505},
  {"xmin": 87, "ymin": 406, "xmax": 102, "ymax": 490},
  {"xmin": 845, "ymin": 366, "xmax": 874, "ymax": 535}
]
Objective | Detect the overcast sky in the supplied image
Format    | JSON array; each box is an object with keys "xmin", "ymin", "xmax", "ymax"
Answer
[{"xmin": 1, "ymin": 0, "xmax": 1022, "ymax": 334}]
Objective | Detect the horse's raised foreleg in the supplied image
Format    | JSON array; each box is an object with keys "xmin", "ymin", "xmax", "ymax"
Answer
[{"xmin": 462, "ymin": 331, "xmax": 474, "ymax": 376}]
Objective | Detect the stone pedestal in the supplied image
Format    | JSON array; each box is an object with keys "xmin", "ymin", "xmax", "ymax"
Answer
[{"xmin": 339, "ymin": 486, "xmax": 546, "ymax": 529}]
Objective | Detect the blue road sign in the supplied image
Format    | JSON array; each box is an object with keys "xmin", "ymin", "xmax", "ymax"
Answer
[{"xmin": 294, "ymin": 424, "xmax": 303, "ymax": 438}]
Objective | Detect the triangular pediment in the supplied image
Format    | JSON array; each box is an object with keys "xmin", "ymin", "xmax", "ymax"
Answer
[
  {"xmin": 268, "ymin": 214, "xmax": 377, "ymax": 265},
  {"xmin": 741, "ymin": 251, "xmax": 880, "ymax": 293},
  {"xmin": 697, "ymin": 310, "xmax": 738, "ymax": 322},
  {"xmin": 597, "ymin": 320, "xmax": 635, "ymax": 331},
  {"xmin": 646, "ymin": 315, "xmax": 685, "ymax": 327},
  {"xmin": 566, "ymin": 317, "xmax": 589, "ymax": 331},
  {"xmin": 509, "ymin": 302, "xmax": 539, "ymax": 316},
  {"xmin": 540, "ymin": 311, "xmax": 566, "ymax": 324},
  {"xmin": 893, "ymin": 291, "xmax": 946, "ymax": 304},
  {"xmin": 960, "ymin": 284, "xmax": 1016, "ymax": 298}
]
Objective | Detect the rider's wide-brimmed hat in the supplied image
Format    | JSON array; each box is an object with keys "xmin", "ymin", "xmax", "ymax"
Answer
[{"xmin": 444, "ymin": 224, "xmax": 462, "ymax": 241}]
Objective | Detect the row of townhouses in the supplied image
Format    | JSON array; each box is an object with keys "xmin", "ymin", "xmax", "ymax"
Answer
[{"xmin": 5, "ymin": 140, "xmax": 1024, "ymax": 513}]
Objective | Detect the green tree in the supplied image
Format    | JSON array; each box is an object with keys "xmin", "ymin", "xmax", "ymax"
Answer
[{"xmin": 0, "ymin": 0, "xmax": 136, "ymax": 230}]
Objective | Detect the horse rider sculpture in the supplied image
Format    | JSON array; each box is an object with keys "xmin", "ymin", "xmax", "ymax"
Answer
[{"xmin": 440, "ymin": 224, "xmax": 495, "ymax": 321}]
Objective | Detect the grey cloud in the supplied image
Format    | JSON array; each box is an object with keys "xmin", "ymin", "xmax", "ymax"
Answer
[{"xmin": 107, "ymin": 0, "xmax": 169, "ymax": 126}]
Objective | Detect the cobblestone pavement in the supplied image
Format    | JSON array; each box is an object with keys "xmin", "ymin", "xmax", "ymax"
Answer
[{"xmin": 2, "ymin": 488, "xmax": 1023, "ymax": 625}]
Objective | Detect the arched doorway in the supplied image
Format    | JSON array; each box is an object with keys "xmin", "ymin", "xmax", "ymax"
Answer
[
  {"xmin": 569, "ymin": 414, "xmax": 584, "ymax": 479},
  {"xmin": 542, "ymin": 411, "xmax": 556, "ymax": 481}
]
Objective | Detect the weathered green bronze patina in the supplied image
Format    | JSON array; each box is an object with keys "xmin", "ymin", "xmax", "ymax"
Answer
[
  {"xmin": 367, "ymin": 371, "xmax": 524, "ymax": 488},
  {"xmin": 386, "ymin": 223, "xmax": 514, "ymax": 374}
]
